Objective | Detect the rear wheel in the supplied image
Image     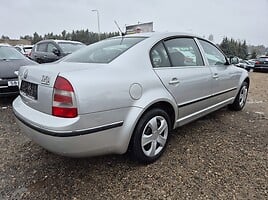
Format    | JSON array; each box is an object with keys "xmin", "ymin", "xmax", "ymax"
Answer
[
  {"xmin": 130, "ymin": 108, "xmax": 171, "ymax": 164},
  {"xmin": 229, "ymin": 81, "xmax": 249, "ymax": 111}
]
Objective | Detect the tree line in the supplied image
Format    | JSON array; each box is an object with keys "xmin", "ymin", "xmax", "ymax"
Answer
[
  {"xmin": 219, "ymin": 37, "xmax": 248, "ymax": 59},
  {"xmin": 19, "ymin": 30, "xmax": 120, "ymax": 45},
  {"xmin": 2, "ymin": 31, "xmax": 268, "ymax": 58}
]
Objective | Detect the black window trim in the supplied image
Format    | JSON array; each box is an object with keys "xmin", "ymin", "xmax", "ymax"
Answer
[
  {"xmin": 197, "ymin": 38, "xmax": 230, "ymax": 66},
  {"xmin": 150, "ymin": 36, "xmax": 206, "ymax": 68}
]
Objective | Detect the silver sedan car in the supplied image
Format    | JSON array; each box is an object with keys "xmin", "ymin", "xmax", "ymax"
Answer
[{"xmin": 13, "ymin": 32, "xmax": 249, "ymax": 163}]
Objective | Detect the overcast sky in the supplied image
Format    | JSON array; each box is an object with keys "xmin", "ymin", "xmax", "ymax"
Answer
[{"xmin": 1, "ymin": 0, "xmax": 268, "ymax": 46}]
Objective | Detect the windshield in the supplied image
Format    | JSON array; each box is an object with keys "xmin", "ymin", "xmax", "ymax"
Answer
[
  {"xmin": 0, "ymin": 46, "xmax": 26, "ymax": 60},
  {"xmin": 63, "ymin": 37, "xmax": 146, "ymax": 64},
  {"xmin": 58, "ymin": 42, "xmax": 85, "ymax": 54}
]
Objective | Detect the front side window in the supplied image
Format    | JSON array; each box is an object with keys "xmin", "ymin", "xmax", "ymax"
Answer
[
  {"xmin": 164, "ymin": 38, "xmax": 204, "ymax": 66},
  {"xmin": 198, "ymin": 39, "xmax": 227, "ymax": 65},
  {"xmin": 47, "ymin": 43, "xmax": 58, "ymax": 53},
  {"xmin": 63, "ymin": 37, "xmax": 145, "ymax": 64}
]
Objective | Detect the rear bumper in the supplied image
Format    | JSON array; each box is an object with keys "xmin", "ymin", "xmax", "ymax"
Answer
[
  {"xmin": 13, "ymin": 96, "xmax": 143, "ymax": 157},
  {"xmin": 0, "ymin": 78, "xmax": 19, "ymax": 96},
  {"xmin": 0, "ymin": 89, "xmax": 19, "ymax": 97},
  {"xmin": 254, "ymin": 65, "xmax": 268, "ymax": 72}
]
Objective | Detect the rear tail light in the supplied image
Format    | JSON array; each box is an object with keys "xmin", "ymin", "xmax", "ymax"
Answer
[
  {"xmin": 52, "ymin": 76, "xmax": 78, "ymax": 118},
  {"xmin": 255, "ymin": 61, "xmax": 260, "ymax": 64}
]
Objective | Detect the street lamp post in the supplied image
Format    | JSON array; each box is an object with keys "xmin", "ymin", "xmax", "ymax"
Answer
[{"xmin": 91, "ymin": 9, "xmax": 100, "ymax": 41}]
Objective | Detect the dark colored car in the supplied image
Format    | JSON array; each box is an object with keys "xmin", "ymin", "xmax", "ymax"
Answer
[
  {"xmin": 0, "ymin": 44, "xmax": 37, "ymax": 96},
  {"xmin": 30, "ymin": 40, "xmax": 86, "ymax": 63},
  {"xmin": 254, "ymin": 56, "xmax": 268, "ymax": 72}
]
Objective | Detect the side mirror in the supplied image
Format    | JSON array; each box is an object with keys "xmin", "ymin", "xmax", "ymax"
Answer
[
  {"xmin": 230, "ymin": 56, "xmax": 239, "ymax": 65},
  {"xmin": 52, "ymin": 48, "xmax": 60, "ymax": 56}
]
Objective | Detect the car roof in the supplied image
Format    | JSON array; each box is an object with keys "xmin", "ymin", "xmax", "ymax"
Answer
[
  {"xmin": 111, "ymin": 32, "xmax": 207, "ymax": 44},
  {"xmin": 15, "ymin": 44, "xmax": 33, "ymax": 48},
  {"xmin": 36, "ymin": 40, "xmax": 83, "ymax": 44}
]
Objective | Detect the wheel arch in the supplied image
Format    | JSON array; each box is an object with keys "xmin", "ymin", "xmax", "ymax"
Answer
[
  {"xmin": 244, "ymin": 76, "xmax": 250, "ymax": 87},
  {"xmin": 127, "ymin": 100, "xmax": 177, "ymax": 153},
  {"xmin": 143, "ymin": 101, "xmax": 176, "ymax": 128}
]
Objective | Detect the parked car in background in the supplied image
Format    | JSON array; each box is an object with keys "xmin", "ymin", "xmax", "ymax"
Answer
[
  {"xmin": 254, "ymin": 56, "xmax": 268, "ymax": 72},
  {"xmin": 247, "ymin": 59, "xmax": 257, "ymax": 66},
  {"xmin": 229, "ymin": 56, "xmax": 254, "ymax": 72},
  {"xmin": 30, "ymin": 40, "xmax": 85, "ymax": 63},
  {"xmin": 14, "ymin": 45, "xmax": 33, "ymax": 58},
  {"xmin": 0, "ymin": 44, "xmax": 37, "ymax": 96},
  {"xmin": 236, "ymin": 59, "xmax": 254, "ymax": 71},
  {"xmin": 13, "ymin": 32, "xmax": 249, "ymax": 163}
]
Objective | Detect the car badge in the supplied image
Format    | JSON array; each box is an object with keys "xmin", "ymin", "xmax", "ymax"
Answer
[
  {"xmin": 41, "ymin": 75, "xmax": 50, "ymax": 85},
  {"xmin": 23, "ymin": 70, "xmax": 28, "ymax": 79}
]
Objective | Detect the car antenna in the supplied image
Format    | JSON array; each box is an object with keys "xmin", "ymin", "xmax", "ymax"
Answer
[{"xmin": 114, "ymin": 20, "xmax": 126, "ymax": 36}]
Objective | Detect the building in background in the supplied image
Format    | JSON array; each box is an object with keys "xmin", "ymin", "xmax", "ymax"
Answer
[
  {"xmin": 126, "ymin": 22, "xmax": 153, "ymax": 34},
  {"xmin": 0, "ymin": 39, "xmax": 31, "ymax": 46}
]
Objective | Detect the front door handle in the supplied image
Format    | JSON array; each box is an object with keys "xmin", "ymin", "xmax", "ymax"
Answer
[{"xmin": 169, "ymin": 78, "xmax": 180, "ymax": 85}]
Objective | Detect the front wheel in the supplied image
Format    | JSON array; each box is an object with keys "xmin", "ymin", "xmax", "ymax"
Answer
[
  {"xmin": 130, "ymin": 108, "xmax": 171, "ymax": 164},
  {"xmin": 228, "ymin": 81, "xmax": 249, "ymax": 111}
]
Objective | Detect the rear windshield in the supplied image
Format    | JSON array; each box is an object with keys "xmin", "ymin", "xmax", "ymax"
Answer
[
  {"xmin": 63, "ymin": 37, "xmax": 146, "ymax": 64},
  {"xmin": 0, "ymin": 46, "xmax": 25, "ymax": 60},
  {"xmin": 259, "ymin": 57, "xmax": 268, "ymax": 62},
  {"xmin": 58, "ymin": 42, "xmax": 85, "ymax": 54}
]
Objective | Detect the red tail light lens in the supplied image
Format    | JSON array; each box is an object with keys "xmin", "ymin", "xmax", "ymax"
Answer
[
  {"xmin": 52, "ymin": 76, "xmax": 78, "ymax": 118},
  {"xmin": 255, "ymin": 61, "xmax": 260, "ymax": 64}
]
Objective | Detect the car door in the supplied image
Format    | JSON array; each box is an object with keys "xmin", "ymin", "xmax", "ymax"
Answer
[
  {"xmin": 197, "ymin": 39, "xmax": 240, "ymax": 104},
  {"xmin": 46, "ymin": 42, "xmax": 60, "ymax": 62},
  {"xmin": 152, "ymin": 37, "xmax": 213, "ymax": 125}
]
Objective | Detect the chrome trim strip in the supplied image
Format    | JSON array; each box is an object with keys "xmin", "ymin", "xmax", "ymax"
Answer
[
  {"xmin": 178, "ymin": 87, "xmax": 237, "ymax": 108},
  {"xmin": 14, "ymin": 112, "xmax": 124, "ymax": 137},
  {"xmin": 0, "ymin": 86, "xmax": 8, "ymax": 89},
  {"xmin": 176, "ymin": 97, "xmax": 234, "ymax": 123}
]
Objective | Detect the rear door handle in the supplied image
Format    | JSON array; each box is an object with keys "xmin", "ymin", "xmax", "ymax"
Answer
[{"xmin": 169, "ymin": 78, "xmax": 180, "ymax": 85}]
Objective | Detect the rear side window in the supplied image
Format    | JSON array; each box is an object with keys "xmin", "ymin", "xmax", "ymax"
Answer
[
  {"xmin": 164, "ymin": 38, "xmax": 204, "ymax": 66},
  {"xmin": 198, "ymin": 39, "xmax": 227, "ymax": 65},
  {"xmin": 150, "ymin": 42, "xmax": 171, "ymax": 67},
  {"xmin": 64, "ymin": 37, "xmax": 146, "ymax": 64},
  {"xmin": 36, "ymin": 43, "xmax": 47, "ymax": 52}
]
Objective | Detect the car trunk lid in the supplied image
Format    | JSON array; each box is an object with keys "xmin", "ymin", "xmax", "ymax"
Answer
[{"xmin": 18, "ymin": 62, "xmax": 92, "ymax": 115}]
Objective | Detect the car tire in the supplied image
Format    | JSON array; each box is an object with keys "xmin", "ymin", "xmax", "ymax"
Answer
[
  {"xmin": 130, "ymin": 108, "xmax": 171, "ymax": 164},
  {"xmin": 228, "ymin": 81, "xmax": 249, "ymax": 111}
]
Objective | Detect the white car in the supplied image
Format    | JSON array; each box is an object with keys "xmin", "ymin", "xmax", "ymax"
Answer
[
  {"xmin": 13, "ymin": 32, "xmax": 249, "ymax": 163},
  {"xmin": 14, "ymin": 45, "xmax": 33, "ymax": 58}
]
